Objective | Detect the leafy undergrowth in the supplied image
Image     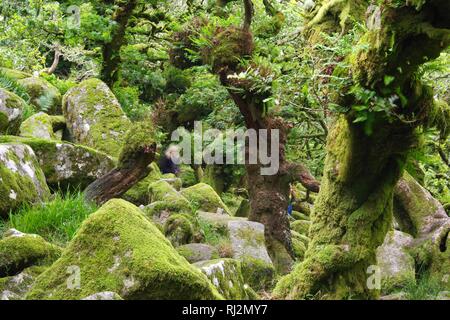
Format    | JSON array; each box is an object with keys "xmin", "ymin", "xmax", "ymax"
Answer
[{"xmin": 0, "ymin": 192, "xmax": 97, "ymax": 246}]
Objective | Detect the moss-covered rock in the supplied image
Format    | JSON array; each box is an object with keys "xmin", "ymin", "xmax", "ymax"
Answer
[
  {"xmin": 0, "ymin": 230, "xmax": 61, "ymax": 277},
  {"xmin": 0, "ymin": 265, "xmax": 47, "ymax": 300},
  {"xmin": 0, "ymin": 136, "xmax": 115, "ymax": 190},
  {"xmin": 122, "ymin": 162, "xmax": 162, "ymax": 205},
  {"xmin": 181, "ymin": 183, "xmax": 231, "ymax": 214},
  {"xmin": 62, "ymin": 78, "xmax": 131, "ymax": 157},
  {"xmin": 194, "ymin": 258, "xmax": 256, "ymax": 300},
  {"xmin": 240, "ymin": 256, "xmax": 275, "ymax": 292},
  {"xmin": 19, "ymin": 112, "xmax": 65, "ymax": 140},
  {"xmin": 290, "ymin": 219, "xmax": 311, "ymax": 236},
  {"xmin": 0, "ymin": 144, "xmax": 51, "ymax": 217},
  {"xmin": 18, "ymin": 77, "xmax": 62, "ymax": 114},
  {"xmin": 0, "ymin": 88, "xmax": 26, "ymax": 135},
  {"xmin": 161, "ymin": 175, "xmax": 183, "ymax": 191},
  {"xmin": 26, "ymin": 199, "xmax": 222, "ymax": 300},
  {"xmin": 163, "ymin": 213, "xmax": 195, "ymax": 247},
  {"xmin": 228, "ymin": 220, "xmax": 273, "ymax": 266},
  {"xmin": 145, "ymin": 180, "xmax": 193, "ymax": 222},
  {"xmin": 176, "ymin": 243, "xmax": 219, "ymax": 263},
  {"xmin": 179, "ymin": 164, "xmax": 197, "ymax": 187},
  {"xmin": 376, "ymin": 230, "xmax": 416, "ymax": 294}
]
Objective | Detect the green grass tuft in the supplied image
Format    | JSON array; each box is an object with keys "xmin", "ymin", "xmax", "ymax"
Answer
[
  {"xmin": 401, "ymin": 273, "xmax": 447, "ymax": 300},
  {"xmin": 0, "ymin": 192, "xmax": 97, "ymax": 246}
]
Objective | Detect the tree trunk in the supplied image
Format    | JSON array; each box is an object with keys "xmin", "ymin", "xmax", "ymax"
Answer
[
  {"xmin": 84, "ymin": 122, "xmax": 157, "ymax": 205},
  {"xmin": 274, "ymin": 0, "xmax": 450, "ymax": 299},
  {"xmin": 84, "ymin": 145, "xmax": 156, "ymax": 206},
  {"xmin": 101, "ymin": 0, "xmax": 138, "ymax": 87},
  {"xmin": 224, "ymin": 85, "xmax": 319, "ymax": 274}
]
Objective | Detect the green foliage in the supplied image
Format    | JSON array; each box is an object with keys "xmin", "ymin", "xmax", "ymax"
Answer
[
  {"xmin": 40, "ymin": 73, "xmax": 77, "ymax": 96},
  {"xmin": 2, "ymin": 192, "xmax": 97, "ymax": 246},
  {"xmin": 0, "ymin": 70, "xmax": 30, "ymax": 102}
]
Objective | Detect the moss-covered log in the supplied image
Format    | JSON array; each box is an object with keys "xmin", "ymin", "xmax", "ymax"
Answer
[
  {"xmin": 84, "ymin": 122, "xmax": 157, "ymax": 205},
  {"xmin": 274, "ymin": 0, "xmax": 450, "ymax": 299}
]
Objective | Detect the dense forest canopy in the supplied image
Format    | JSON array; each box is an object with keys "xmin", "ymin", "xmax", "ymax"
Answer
[{"xmin": 0, "ymin": 0, "xmax": 449, "ymax": 301}]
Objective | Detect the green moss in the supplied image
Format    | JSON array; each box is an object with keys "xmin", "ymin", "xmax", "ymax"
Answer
[
  {"xmin": 0, "ymin": 233, "xmax": 62, "ymax": 277},
  {"xmin": 118, "ymin": 121, "xmax": 156, "ymax": 167},
  {"xmin": 181, "ymin": 183, "xmax": 231, "ymax": 214},
  {"xmin": 236, "ymin": 225, "xmax": 265, "ymax": 247},
  {"xmin": 164, "ymin": 213, "xmax": 195, "ymax": 247},
  {"xmin": 62, "ymin": 78, "xmax": 132, "ymax": 157},
  {"xmin": 18, "ymin": 77, "xmax": 62, "ymax": 114},
  {"xmin": 26, "ymin": 199, "xmax": 223, "ymax": 300},
  {"xmin": 0, "ymin": 136, "xmax": 115, "ymax": 190},
  {"xmin": 202, "ymin": 26, "xmax": 254, "ymax": 73},
  {"xmin": 240, "ymin": 256, "xmax": 275, "ymax": 292},
  {"xmin": 0, "ymin": 88, "xmax": 26, "ymax": 135},
  {"xmin": 291, "ymin": 231, "xmax": 307, "ymax": 261},
  {"xmin": 0, "ymin": 265, "xmax": 48, "ymax": 300},
  {"xmin": 148, "ymin": 180, "xmax": 192, "ymax": 210},
  {"xmin": 176, "ymin": 243, "xmax": 220, "ymax": 263},
  {"xmin": 194, "ymin": 258, "xmax": 255, "ymax": 300},
  {"xmin": 0, "ymin": 143, "xmax": 51, "ymax": 217},
  {"xmin": 292, "ymin": 210, "xmax": 310, "ymax": 221},
  {"xmin": 291, "ymin": 220, "xmax": 311, "ymax": 236},
  {"xmin": 19, "ymin": 112, "xmax": 65, "ymax": 140},
  {"xmin": 161, "ymin": 174, "xmax": 183, "ymax": 190},
  {"xmin": 122, "ymin": 162, "xmax": 162, "ymax": 205},
  {"xmin": 179, "ymin": 165, "xmax": 198, "ymax": 187}
]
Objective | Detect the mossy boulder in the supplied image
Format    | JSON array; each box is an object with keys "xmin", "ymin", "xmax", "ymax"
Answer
[
  {"xmin": 179, "ymin": 164, "xmax": 197, "ymax": 187},
  {"xmin": 0, "ymin": 144, "xmax": 51, "ymax": 217},
  {"xmin": 62, "ymin": 78, "xmax": 131, "ymax": 157},
  {"xmin": 122, "ymin": 162, "xmax": 162, "ymax": 205},
  {"xmin": 197, "ymin": 211, "xmax": 246, "ymax": 240},
  {"xmin": 176, "ymin": 243, "xmax": 219, "ymax": 263},
  {"xmin": 145, "ymin": 180, "xmax": 193, "ymax": 223},
  {"xmin": 181, "ymin": 183, "xmax": 231, "ymax": 214},
  {"xmin": 161, "ymin": 174, "xmax": 183, "ymax": 191},
  {"xmin": 19, "ymin": 112, "xmax": 65, "ymax": 140},
  {"xmin": 0, "ymin": 230, "xmax": 61, "ymax": 277},
  {"xmin": 0, "ymin": 88, "xmax": 26, "ymax": 135},
  {"xmin": 240, "ymin": 256, "xmax": 275, "ymax": 292},
  {"xmin": 376, "ymin": 230, "xmax": 416, "ymax": 294},
  {"xmin": 18, "ymin": 77, "xmax": 62, "ymax": 114},
  {"xmin": 0, "ymin": 136, "xmax": 115, "ymax": 189},
  {"xmin": 228, "ymin": 220, "xmax": 273, "ymax": 266},
  {"xmin": 290, "ymin": 219, "xmax": 311, "ymax": 236},
  {"xmin": 163, "ymin": 213, "xmax": 195, "ymax": 247},
  {"xmin": 194, "ymin": 259, "xmax": 257, "ymax": 300},
  {"xmin": 26, "ymin": 199, "xmax": 222, "ymax": 300},
  {"xmin": 0, "ymin": 266, "xmax": 47, "ymax": 300}
]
